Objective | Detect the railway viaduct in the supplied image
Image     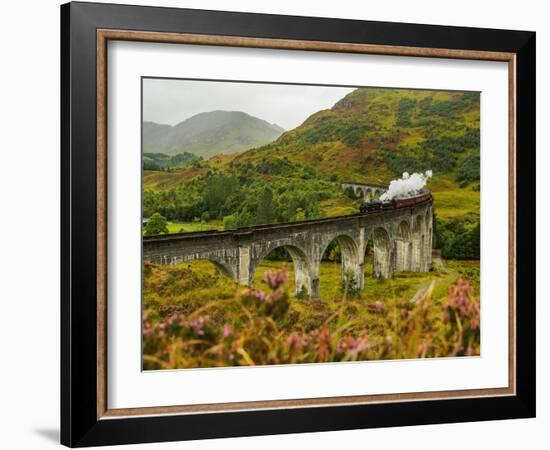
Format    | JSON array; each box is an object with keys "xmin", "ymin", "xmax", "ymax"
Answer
[
  {"xmin": 340, "ymin": 182, "xmax": 388, "ymax": 202},
  {"xmin": 143, "ymin": 198, "xmax": 433, "ymax": 299}
]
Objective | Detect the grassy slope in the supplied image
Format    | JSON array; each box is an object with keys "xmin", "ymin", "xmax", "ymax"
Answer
[
  {"xmin": 230, "ymin": 88, "xmax": 478, "ymax": 183},
  {"xmin": 143, "ymin": 167, "xmax": 208, "ymax": 190}
]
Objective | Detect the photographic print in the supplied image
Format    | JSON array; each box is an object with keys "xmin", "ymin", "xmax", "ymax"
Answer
[{"xmin": 141, "ymin": 78, "xmax": 481, "ymax": 370}]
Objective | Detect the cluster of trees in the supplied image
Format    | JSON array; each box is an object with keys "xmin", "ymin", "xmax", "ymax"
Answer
[
  {"xmin": 394, "ymin": 92, "xmax": 480, "ymax": 130},
  {"xmin": 396, "ymin": 98, "xmax": 417, "ymax": 127},
  {"xmin": 418, "ymin": 92, "xmax": 479, "ymax": 119},
  {"xmin": 143, "ymin": 152, "xmax": 203, "ymax": 171},
  {"xmin": 435, "ymin": 216, "xmax": 480, "ymax": 259},
  {"xmin": 456, "ymin": 152, "xmax": 480, "ymax": 186},
  {"xmin": 143, "ymin": 166, "xmax": 343, "ymax": 230},
  {"xmin": 383, "ymin": 127, "xmax": 480, "ymax": 184},
  {"xmin": 297, "ymin": 115, "xmax": 377, "ymax": 147}
]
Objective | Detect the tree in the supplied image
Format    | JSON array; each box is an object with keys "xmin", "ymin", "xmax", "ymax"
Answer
[
  {"xmin": 457, "ymin": 152, "xmax": 480, "ymax": 185},
  {"xmin": 223, "ymin": 214, "xmax": 237, "ymax": 230},
  {"xmin": 256, "ymin": 187, "xmax": 275, "ymax": 225},
  {"xmin": 144, "ymin": 213, "xmax": 168, "ymax": 236},
  {"xmin": 295, "ymin": 208, "xmax": 306, "ymax": 221},
  {"xmin": 203, "ymin": 174, "xmax": 238, "ymax": 218}
]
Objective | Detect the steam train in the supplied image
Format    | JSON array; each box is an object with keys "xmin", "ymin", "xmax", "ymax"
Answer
[{"xmin": 359, "ymin": 190, "xmax": 432, "ymax": 215}]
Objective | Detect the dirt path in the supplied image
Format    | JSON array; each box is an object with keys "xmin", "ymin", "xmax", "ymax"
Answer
[{"xmin": 431, "ymin": 249, "xmax": 448, "ymax": 274}]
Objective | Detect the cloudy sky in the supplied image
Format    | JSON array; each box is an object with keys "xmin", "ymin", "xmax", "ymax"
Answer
[{"xmin": 142, "ymin": 78, "xmax": 355, "ymax": 130}]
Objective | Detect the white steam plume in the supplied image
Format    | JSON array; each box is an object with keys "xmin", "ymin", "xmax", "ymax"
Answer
[{"xmin": 380, "ymin": 170, "xmax": 433, "ymax": 201}]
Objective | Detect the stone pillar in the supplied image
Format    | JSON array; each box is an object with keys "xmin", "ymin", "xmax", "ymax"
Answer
[
  {"xmin": 411, "ymin": 217, "xmax": 423, "ymax": 272},
  {"xmin": 237, "ymin": 245, "xmax": 251, "ymax": 285},
  {"xmin": 341, "ymin": 257, "xmax": 363, "ymax": 292},
  {"xmin": 395, "ymin": 239, "xmax": 405, "ymax": 271},
  {"xmin": 308, "ymin": 259, "xmax": 321, "ymax": 299},
  {"xmin": 425, "ymin": 227, "xmax": 433, "ymax": 270},
  {"xmin": 398, "ymin": 239, "xmax": 412, "ymax": 271},
  {"xmin": 424, "ymin": 211, "xmax": 433, "ymax": 271},
  {"xmin": 286, "ymin": 246, "xmax": 311, "ymax": 297},
  {"xmin": 411, "ymin": 234, "xmax": 423, "ymax": 272},
  {"xmin": 373, "ymin": 229, "xmax": 393, "ymax": 279}
]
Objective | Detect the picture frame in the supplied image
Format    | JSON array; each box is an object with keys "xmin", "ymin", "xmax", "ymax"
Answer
[{"xmin": 61, "ymin": 1, "xmax": 535, "ymax": 447}]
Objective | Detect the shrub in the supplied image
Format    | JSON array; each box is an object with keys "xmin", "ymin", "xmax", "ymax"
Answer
[{"xmin": 144, "ymin": 212, "xmax": 168, "ymax": 236}]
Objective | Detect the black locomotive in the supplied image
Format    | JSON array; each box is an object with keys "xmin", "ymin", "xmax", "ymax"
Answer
[{"xmin": 359, "ymin": 200, "xmax": 392, "ymax": 214}]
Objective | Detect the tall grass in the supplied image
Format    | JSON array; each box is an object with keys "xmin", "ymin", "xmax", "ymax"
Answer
[{"xmin": 142, "ymin": 265, "xmax": 480, "ymax": 370}]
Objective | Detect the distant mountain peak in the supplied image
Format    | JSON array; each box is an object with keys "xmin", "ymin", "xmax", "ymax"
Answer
[{"xmin": 143, "ymin": 111, "xmax": 285, "ymax": 159}]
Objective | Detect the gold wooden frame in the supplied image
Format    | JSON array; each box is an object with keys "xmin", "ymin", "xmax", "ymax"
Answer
[{"xmin": 96, "ymin": 29, "xmax": 516, "ymax": 420}]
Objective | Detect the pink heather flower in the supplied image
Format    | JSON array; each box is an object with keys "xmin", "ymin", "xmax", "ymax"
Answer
[
  {"xmin": 252, "ymin": 289, "xmax": 268, "ymax": 302},
  {"xmin": 374, "ymin": 300, "xmax": 383, "ymax": 312},
  {"xmin": 263, "ymin": 269, "xmax": 288, "ymax": 290},
  {"xmin": 385, "ymin": 335, "xmax": 393, "ymax": 346},
  {"xmin": 222, "ymin": 324, "xmax": 233, "ymax": 338},
  {"xmin": 189, "ymin": 316, "xmax": 208, "ymax": 336},
  {"xmin": 286, "ymin": 332, "xmax": 304, "ymax": 352}
]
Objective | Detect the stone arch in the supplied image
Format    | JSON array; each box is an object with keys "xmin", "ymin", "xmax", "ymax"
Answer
[
  {"xmin": 372, "ymin": 227, "xmax": 392, "ymax": 279},
  {"xmin": 250, "ymin": 243, "xmax": 313, "ymax": 297},
  {"xmin": 364, "ymin": 189, "xmax": 373, "ymax": 202},
  {"xmin": 209, "ymin": 260, "xmax": 234, "ymax": 278},
  {"xmin": 320, "ymin": 234, "xmax": 363, "ymax": 293},
  {"xmin": 395, "ymin": 220, "xmax": 412, "ymax": 272},
  {"xmin": 165, "ymin": 254, "xmax": 236, "ymax": 279}
]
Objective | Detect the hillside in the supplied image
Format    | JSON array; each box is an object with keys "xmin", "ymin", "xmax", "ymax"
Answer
[
  {"xmin": 229, "ymin": 87, "xmax": 480, "ymax": 186},
  {"xmin": 143, "ymin": 152, "xmax": 202, "ymax": 171},
  {"xmin": 143, "ymin": 110, "xmax": 284, "ymax": 159}
]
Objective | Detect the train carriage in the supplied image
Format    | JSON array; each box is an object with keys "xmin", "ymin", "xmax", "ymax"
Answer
[{"xmin": 359, "ymin": 190, "xmax": 432, "ymax": 215}]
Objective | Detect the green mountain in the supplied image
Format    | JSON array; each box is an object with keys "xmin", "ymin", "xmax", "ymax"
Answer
[
  {"xmin": 143, "ymin": 111, "xmax": 285, "ymax": 159},
  {"xmin": 230, "ymin": 87, "xmax": 480, "ymax": 188}
]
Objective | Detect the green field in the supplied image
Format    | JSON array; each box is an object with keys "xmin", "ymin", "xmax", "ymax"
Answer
[{"xmin": 165, "ymin": 220, "xmax": 222, "ymax": 233}]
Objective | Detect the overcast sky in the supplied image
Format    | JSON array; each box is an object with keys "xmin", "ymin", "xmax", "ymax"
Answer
[{"xmin": 142, "ymin": 78, "xmax": 355, "ymax": 130}]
